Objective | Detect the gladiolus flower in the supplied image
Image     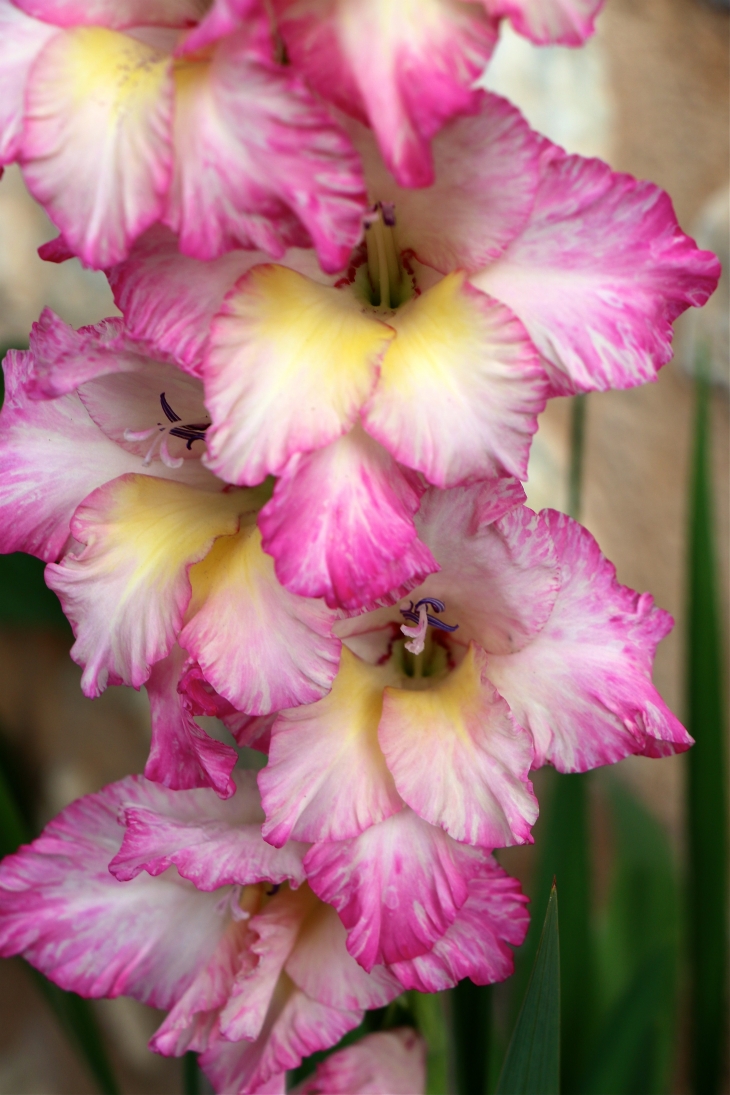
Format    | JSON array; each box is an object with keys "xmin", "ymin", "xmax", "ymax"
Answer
[
  {"xmin": 0, "ymin": 312, "xmax": 341, "ymax": 795},
  {"xmin": 0, "ymin": 772, "xmax": 529, "ymax": 1093},
  {"xmin": 272, "ymin": 0, "xmax": 607, "ymax": 188},
  {"xmin": 292, "ymin": 1028, "xmax": 427, "ymax": 1095},
  {"xmin": 110, "ymin": 93, "xmax": 719, "ymax": 609},
  {"xmin": 258, "ymin": 483, "xmax": 691, "ymax": 967},
  {"xmin": 0, "ymin": 0, "xmax": 367, "ymax": 270}
]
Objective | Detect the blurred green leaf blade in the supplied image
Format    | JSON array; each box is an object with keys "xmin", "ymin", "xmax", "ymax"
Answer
[
  {"xmin": 496, "ymin": 884, "xmax": 560, "ymax": 1095},
  {"xmin": 686, "ymin": 369, "xmax": 728, "ymax": 1094}
]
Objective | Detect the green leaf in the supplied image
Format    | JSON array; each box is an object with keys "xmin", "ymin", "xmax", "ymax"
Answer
[
  {"xmin": 503, "ymin": 772, "xmax": 593, "ymax": 1093},
  {"xmin": 183, "ymin": 1051, "xmax": 202, "ymax": 1095},
  {"xmin": 686, "ymin": 366, "xmax": 728, "ymax": 1094},
  {"xmin": 496, "ymin": 884, "xmax": 560, "ymax": 1095},
  {"xmin": 453, "ymin": 979, "xmax": 492, "ymax": 1095},
  {"xmin": 0, "ymin": 755, "xmax": 119, "ymax": 1094},
  {"xmin": 409, "ymin": 991, "xmax": 451, "ymax": 1095},
  {"xmin": 588, "ymin": 779, "xmax": 681, "ymax": 1094}
]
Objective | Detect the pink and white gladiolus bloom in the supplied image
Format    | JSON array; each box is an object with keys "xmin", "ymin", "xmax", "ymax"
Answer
[
  {"xmin": 109, "ymin": 92, "xmax": 720, "ymax": 609},
  {"xmin": 293, "ymin": 1028, "xmax": 427, "ymax": 1095},
  {"xmin": 0, "ymin": 0, "xmax": 367, "ymax": 270},
  {"xmin": 0, "ymin": 772, "xmax": 529, "ymax": 1093},
  {"xmin": 273, "ymin": 0, "xmax": 606, "ymax": 187},
  {"xmin": 0, "ymin": 313, "xmax": 343, "ymax": 797},
  {"xmin": 258, "ymin": 483, "xmax": 691, "ymax": 967}
]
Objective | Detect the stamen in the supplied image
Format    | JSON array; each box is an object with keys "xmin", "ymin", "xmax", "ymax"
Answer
[
  {"xmin": 159, "ymin": 435, "xmax": 184, "ymax": 469},
  {"xmin": 399, "ymin": 597, "xmax": 459, "ymax": 653},
  {"xmin": 159, "ymin": 392, "xmax": 181, "ymax": 423},
  {"xmin": 123, "ymin": 426, "xmax": 158, "ymax": 442},
  {"xmin": 169, "ymin": 425, "xmax": 209, "ymax": 450}
]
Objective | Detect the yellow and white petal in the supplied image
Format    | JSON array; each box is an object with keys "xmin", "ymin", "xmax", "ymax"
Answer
[
  {"xmin": 363, "ymin": 272, "xmax": 548, "ymax": 486},
  {"xmin": 45, "ymin": 475, "xmax": 254, "ymax": 697},
  {"xmin": 21, "ymin": 28, "xmax": 174, "ymax": 267},
  {"xmin": 259, "ymin": 647, "xmax": 404, "ymax": 846},
  {"xmin": 179, "ymin": 520, "xmax": 341, "ymax": 716},
  {"xmin": 204, "ymin": 264, "xmax": 394, "ymax": 485},
  {"xmin": 378, "ymin": 644, "xmax": 538, "ymax": 848}
]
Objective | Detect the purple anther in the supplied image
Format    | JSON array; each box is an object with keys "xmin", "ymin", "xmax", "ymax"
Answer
[
  {"xmin": 169, "ymin": 425, "xmax": 209, "ymax": 450},
  {"xmin": 159, "ymin": 392, "xmax": 181, "ymax": 423},
  {"xmin": 414, "ymin": 597, "xmax": 446, "ymax": 614},
  {"xmin": 265, "ymin": 884, "xmax": 281, "ymax": 897},
  {"xmin": 381, "ymin": 201, "xmax": 396, "ymax": 227},
  {"xmin": 425, "ymin": 615, "xmax": 459, "ymax": 634}
]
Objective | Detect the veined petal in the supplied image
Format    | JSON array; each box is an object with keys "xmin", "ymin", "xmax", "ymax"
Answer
[
  {"xmin": 108, "ymin": 227, "xmax": 264, "ymax": 375},
  {"xmin": 201, "ymin": 980, "xmax": 360, "ymax": 1095},
  {"xmin": 295, "ymin": 1029, "xmax": 427, "ymax": 1095},
  {"xmin": 474, "ymin": 151, "xmax": 721, "ymax": 394},
  {"xmin": 0, "ymin": 348, "xmax": 210, "ymax": 562},
  {"xmin": 390, "ymin": 857, "xmax": 529, "ymax": 992},
  {"xmin": 483, "ymin": 0, "xmax": 603, "ymax": 44},
  {"xmin": 166, "ymin": 22, "xmax": 367, "ymax": 272},
  {"xmin": 0, "ymin": 0, "xmax": 57, "ymax": 165},
  {"xmin": 110, "ymin": 769, "xmax": 307, "ymax": 889},
  {"xmin": 143, "ymin": 646, "xmax": 239, "ymax": 797},
  {"xmin": 486, "ymin": 510, "xmax": 692, "ymax": 770},
  {"xmin": 275, "ymin": 0, "xmax": 498, "ymax": 188},
  {"xmin": 379, "ymin": 643, "xmax": 537, "ymax": 848},
  {"xmin": 353, "ymin": 92, "xmax": 542, "ymax": 274},
  {"xmin": 22, "ymin": 27, "xmax": 174, "ymax": 267},
  {"xmin": 26, "ymin": 310, "xmax": 147, "ymax": 399},
  {"xmin": 180, "ymin": 519, "xmax": 341, "ymax": 714},
  {"xmin": 0, "ymin": 777, "xmax": 230, "ymax": 1007},
  {"xmin": 12, "ymin": 0, "xmax": 207, "ymax": 28},
  {"xmin": 218, "ymin": 886, "xmax": 312, "ymax": 1045},
  {"xmin": 45, "ymin": 475, "xmax": 249, "ymax": 696},
  {"xmin": 258, "ymin": 429, "xmax": 438, "ymax": 611},
  {"xmin": 259, "ymin": 647, "xmax": 404, "ymax": 847},
  {"xmin": 204, "ymin": 265, "xmax": 393, "ymax": 485},
  {"xmin": 285, "ymin": 901, "xmax": 401, "ymax": 1012},
  {"xmin": 177, "ymin": 0, "xmax": 259, "ymax": 53},
  {"xmin": 363, "ymin": 272, "xmax": 547, "ymax": 485},
  {"xmin": 304, "ymin": 810, "xmax": 484, "ymax": 970},
  {"xmin": 415, "ymin": 494, "xmax": 560, "ymax": 655}
]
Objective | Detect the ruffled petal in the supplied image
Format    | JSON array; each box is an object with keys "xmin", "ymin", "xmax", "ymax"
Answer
[
  {"xmin": 379, "ymin": 643, "xmax": 537, "ymax": 848},
  {"xmin": 474, "ymin": 151, "xmax": 722, "ymax": 395},
  {"xmin": 304, "ymin": 810, "xmax": 485, "ymax": 970},
  {"xmin": 259, "ymin": 647, "xmax": 404, "ymax": 847},
  {"xmin": 143, "ymin": 646, "xmax": 239, "ymax": 797},
  {"xmin": 352, "ymin": 92, "xmax": 542, "ymax": 274},
  {"xmin": 257, "ymin": 429, "xmax": 438, "ymax": 611},
  {"xmin": 166, "ymin": 21, "xmax": 367, "ymax": 272},
  {"xmin": 275, "ymin": 0, "xmax": 498, "ymax": 188},
  {"xmin": 218, "ymin": 886, "xmax": 312, "ymax": 1044},
  {"xmin": 484, "ymin": 0, "xmax": 603, "ymax": 44},
  {"xmin": 285, "ymin": 901, "xmax": 401, "ymax": 1012},
  {"xmin": 0, "ymin": 777, "xmax": 230, "ymax": 1007},
  {"xmin": 21, "ymin": 27, "xmax": 174, "ymax": 267},
  {"xmin": 390, "ymin": 857, "xmax": 529, "ymax": 992},
  {"xmin": 0, "ymin": 348, "xmax": 209, "ymax": 562},
  {"xmin": 45, "ymin": 475, "xmax": 250, "ymax": 696},
  {"xmin": 177, "ymin": 0, "xmax": 258, "ymax": 53},
  {"xmin": 201, "ymin": 982, "xmax": 360, "ymax": 1095},
  {"xmin": 179, "ymin": 519, "xmax": 341, "ymax": 713},
  {"xmin": 363, "ymin": 272, "xmax": 547, "ymax": 485},
  {"xmin": 107, "ymin": 227, "xmax": 265, "ymax": 375},
  {"xmin": 0, "ymin": 0, "xmax": 57, "ymax": 164},
  {"xmin": 12, "ymin": 0, "xmax": 206, "ymax": 28},
  {"xmin": 111, "ymin": 768, "xmax": 306, "ymax": 889},
  {"xmin": 486, "ymin": 510, "xmax": 692, "ymax": 770},
  {"xmin": 204, "ymin": 265, "xmax": 393, "ymax": 485},
  {"xmin": 294, "ymin": 1028, "xmax": 427, "ymax": 1095}
]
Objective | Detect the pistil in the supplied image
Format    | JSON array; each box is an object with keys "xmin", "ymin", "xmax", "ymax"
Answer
[{"xmin": 365, "ymin": 202, "xmax": 405, "ymax": 310}]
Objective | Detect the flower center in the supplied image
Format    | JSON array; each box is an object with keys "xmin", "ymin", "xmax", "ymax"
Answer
[
  {"xmin": 399, "ymin": 597, "xmax": 459, "ymax": 656},
  {"xmin": 363, "ymin": 202, "xmax": 413, "ymax": 311},
  {"xmin": 123, "ymin": 392, "xmax": 210, "ymax": 469}
]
